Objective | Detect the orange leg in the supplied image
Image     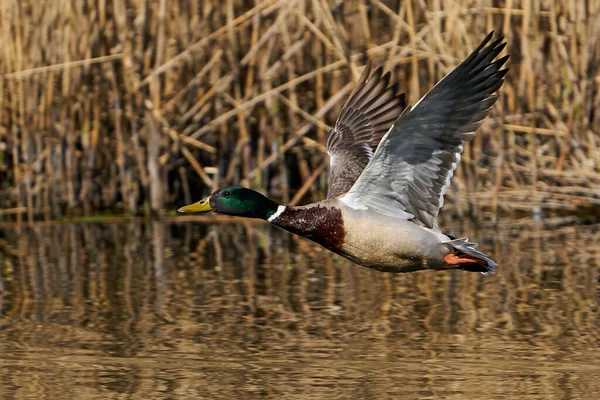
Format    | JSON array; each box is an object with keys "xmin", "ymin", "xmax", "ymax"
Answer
[{"xmin": 444, "ymin": 253, "xmax": 484, "ymax": 265}]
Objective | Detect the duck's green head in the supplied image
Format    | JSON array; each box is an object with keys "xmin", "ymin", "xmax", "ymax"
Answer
[{"xmin": 177, "ymin": 186, "xmax": 280, "ymax": 220}]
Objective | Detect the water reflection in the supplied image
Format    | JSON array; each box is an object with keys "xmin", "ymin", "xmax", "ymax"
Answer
[{"xmin": 0, "ymin": 219, "xmax": 599, "ymax": 398}]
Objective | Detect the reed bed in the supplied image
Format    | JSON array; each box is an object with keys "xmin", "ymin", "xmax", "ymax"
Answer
[{"xmin": 1, "ymin": 1, "xmax": 599, "ymax": 222}]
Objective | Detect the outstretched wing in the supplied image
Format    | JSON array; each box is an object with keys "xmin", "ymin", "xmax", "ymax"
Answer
[
  {"xmin": 326, "ymin": 62, "xmax": 406, "ymax": 198},
  {"xmin": 340, "ymin": 32, "xmax": 509, "ymax": 228}
]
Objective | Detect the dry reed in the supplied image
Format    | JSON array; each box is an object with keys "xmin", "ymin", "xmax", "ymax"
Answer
[{"xmin": 1, "ymin": 1, "xmax": 599, "ymax": 222}]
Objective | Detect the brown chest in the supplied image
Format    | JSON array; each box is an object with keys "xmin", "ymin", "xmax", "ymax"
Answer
[{"xmin": 272, "ymin": 206, "xmax": 346, "ymax": 251}]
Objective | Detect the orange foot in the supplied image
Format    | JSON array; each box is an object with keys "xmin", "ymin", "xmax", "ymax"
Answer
[{"xmin": 444, "ymin": 253, "xmax": 484, "ymax": 265}]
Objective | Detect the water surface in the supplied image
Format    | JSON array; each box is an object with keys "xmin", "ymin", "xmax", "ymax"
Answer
[{"xmin": 0, "ymin": 219, "xmax": 599, "ymax": 399}]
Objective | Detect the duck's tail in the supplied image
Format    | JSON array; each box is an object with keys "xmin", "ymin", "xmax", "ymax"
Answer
[{"xmin": 443, "ymin": 238, "xmax": 498, "ymax": 275}]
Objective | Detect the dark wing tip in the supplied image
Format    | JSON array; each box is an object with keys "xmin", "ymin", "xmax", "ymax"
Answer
[
  {"xmin": 441, "ymin": 31, "xmax": 510, "ymax": 91},
  {"xmin": 484, "ymin": 30, "xmax": 504, "ymax": 46},
  {"xmin": 398, "ymin": 92, "xmax": 407, "ymax": 109},
  {"xmin": 381, "ymin": 70, "xmax": 392, "ymax": 87},
  {"xmin": 496, "ymin": 54, "xmax": 511, "ymax": 70},
  {"xmin": 473, "ymin": 30, "xmax": 495, "ymax": 53},
  {"xmin": 495, "ymin": 41, "xmax": 508, "ymax": 53}
]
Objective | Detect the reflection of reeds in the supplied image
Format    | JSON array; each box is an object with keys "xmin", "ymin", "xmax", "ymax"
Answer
[
  {"xmin": 1, "ymin": 220, "xmax": 598, "ymax": 338},
  {"xmin": 0, "ymin": 221, "xmax": 599, "ymax": 396},
  {"xmin": 1, "ymin": 2, "xmax": 599, "ymax": 221}
]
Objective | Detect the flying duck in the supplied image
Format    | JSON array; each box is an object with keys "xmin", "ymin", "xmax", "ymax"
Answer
[{"xmin": 179, "ymin": 31, "xmax": 509, "ymax": 274}]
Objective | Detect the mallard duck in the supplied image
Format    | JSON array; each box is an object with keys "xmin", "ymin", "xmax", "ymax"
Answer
[{"xmin": 179, "ymin": 31, "xmax": 508, "ymax": 274}]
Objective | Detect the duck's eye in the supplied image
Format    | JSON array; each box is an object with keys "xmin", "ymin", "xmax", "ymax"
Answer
[{"xmin": 223, "ymin": 191, "xmax": 231, "ymax": 197}]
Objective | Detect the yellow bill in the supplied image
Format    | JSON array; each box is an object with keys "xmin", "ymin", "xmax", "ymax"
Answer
[{"xmin": 177, "ymin": 196, "xmax": 213, "ymax": 213}]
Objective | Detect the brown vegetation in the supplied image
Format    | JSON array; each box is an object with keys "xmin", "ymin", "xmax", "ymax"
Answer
[{"xmin": 1, "ymin": 1, "xmax": 600, "ymax": 222}]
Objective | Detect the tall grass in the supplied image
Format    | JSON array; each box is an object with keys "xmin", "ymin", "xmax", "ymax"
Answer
[{"xmin": 1, "ymin": 1, "xmax": 599, "ymax": 222}]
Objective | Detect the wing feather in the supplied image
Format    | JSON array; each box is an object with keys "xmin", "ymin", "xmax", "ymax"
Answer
[
  {"xmin": 326, "ymin": 62, "xmax": 407, "ymax": 198},
  {"xmin": 340, "ymin": 32, "xmax": 509, "ymax": 228}
]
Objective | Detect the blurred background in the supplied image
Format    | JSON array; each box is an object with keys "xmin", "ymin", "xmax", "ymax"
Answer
[
  {"xmin": 1, "ymin": 0, "xmax": 599, "ymax": 223},
  {"xmin": 1, "ymin": 2, "xmax": 600, "ymax": 398}
]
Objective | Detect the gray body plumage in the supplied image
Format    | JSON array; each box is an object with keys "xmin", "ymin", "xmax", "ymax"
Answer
[{"xmin": 328, "ymin": 198, "xmax": 454, "ymax": 272}]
